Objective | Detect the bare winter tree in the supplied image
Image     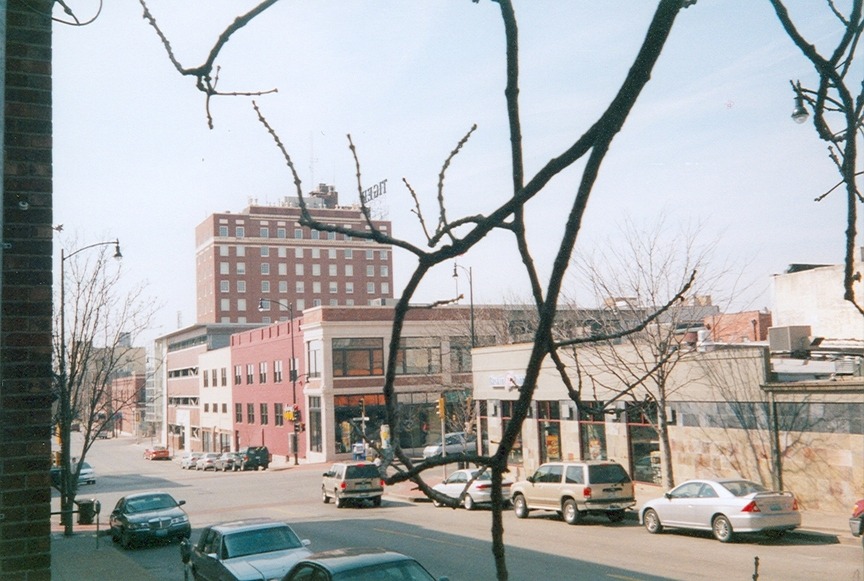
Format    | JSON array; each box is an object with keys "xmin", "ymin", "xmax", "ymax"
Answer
[
  {"xmin": 769, "ymin": 0, "xmax": 864, "ymax": 314},
  {"xmin": 54, "ymin": 238, "xmax": 161, "ymax": 535},
  {"xmin": 140, "ymin": 1, "xmax": 697, "ymax": 578}
]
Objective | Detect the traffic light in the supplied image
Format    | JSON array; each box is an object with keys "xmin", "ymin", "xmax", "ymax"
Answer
[
  {"xmin": 284, "ymin": 408, "xmax": 294, "ymax": 421},
  {"xmin": 436, "ymin": 397, "xmax": 446, "ymax": 418},
  {"xmin": 292, "ymin": 404, "xmax": 301, "ymax": 423}
]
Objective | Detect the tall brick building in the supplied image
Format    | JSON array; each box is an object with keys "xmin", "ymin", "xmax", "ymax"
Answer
[
  {"xmin": 0, "ymin": 2, "xmax": 55, "ymax": 578},
  {"xmin": 195, "ymin": 184, "xmax": 394, "ymax": 324}
]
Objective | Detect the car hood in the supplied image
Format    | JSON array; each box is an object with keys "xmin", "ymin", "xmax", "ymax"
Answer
[{"xmin": 224, "ymin": 547, "xmax": 313, "ymax": 580}]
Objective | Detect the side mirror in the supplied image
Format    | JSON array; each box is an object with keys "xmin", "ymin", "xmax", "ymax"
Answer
[
  {"xmin": 177, "ymin": 500, "xmax": 186, "ymax": 506},
  {"xmin": 664, "ymin": 492, "xmax": 673, "ymax": 500},
  {"xmin": 180, "ymin": 538, "xmax": 191, "ymax": 564},
  {"xmin": 302, "ymin": 539, "xmax": 311, "ymax": 547},
  {"xmin": 526, "ymin": 476, "xmax": 535, "ymax": 484}
]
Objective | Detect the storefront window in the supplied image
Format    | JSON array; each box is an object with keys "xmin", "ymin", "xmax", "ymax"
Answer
[
  {"xmin": 579, "ymin": 401, "xmax": 607, "ymax": 460},
  {"xmin": 394, "ymin": 337, "xmax": 441, "ymax": 375},
  {"xmin": 501, "ymin": 401, "xmax": 523, "ymax": 465},
  {"xmin": 308, "ymin": 396, "xmax": 322, "ymax": 453},
  {"xmin": 332, "ymin": 338, "xmax": 384, "ymax": 377},
  {"xmin": 334, "ymin": 394, "xmax": 385, "ymax": 454}
]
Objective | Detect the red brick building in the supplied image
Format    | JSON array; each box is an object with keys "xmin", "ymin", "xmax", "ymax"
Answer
[{"xmin": 195, "ymin": 184, "xmax": 394, "ymax": 324}]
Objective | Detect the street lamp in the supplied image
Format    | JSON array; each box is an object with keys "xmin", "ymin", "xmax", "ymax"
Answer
[
  {"xmin": 258, "ymin": 297, "xmax": 300, "ymax": 465},
  {"xmin": 790, "ymin": 81, "xmax": 809, "ymax": 124},
  {"xmin": 58, "ymin": 238, "xmax": 121, "ymax": 535},
  {"xmin": 452, "ymin": 262, "xmax": 475, "ymax": 348}
]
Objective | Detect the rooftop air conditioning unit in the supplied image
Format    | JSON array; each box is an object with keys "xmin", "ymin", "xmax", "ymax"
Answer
[{"xmin": 768, "ymin": 325, "xmax": 812, "ymax": 353}]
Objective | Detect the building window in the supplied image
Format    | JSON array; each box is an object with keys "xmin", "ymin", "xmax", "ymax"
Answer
[
  {"xmin": 279, "ymin": 263, "xmax": 287, "ymax": 276},
  {"xmin": 259, "ymin": 361, "xmax": 267, "ymax": 383},
  {"xmin": 219, "ymin": 245, "xmax": 229, "ymax": 256},
  {"xmin": 312, "ymin": 264, "xmax": 321, "ymax": 276},
  {"xmin": 580, "ymin": 401, "xmax": 608, "ymax": 462},
  {"xmin": 219, "ymin": 226, "xmax": 229, "ymax": 237},
  {"xmin": 329, "ymin": 299, "xmax": 338, "ymax": 306},
  {"xmin": 328, "ymin": 264, "xmax": 337, "ymax": 276},
  {"xmin": 221, "ymin": 368, "xmax": 227, "ymax": 386},
  {"xmin": 367, "ymin": 282, "xmax": 375, "ymax": 294},
  {"xmin": 295, "ymin": 264, "xmax": 304, "ymax": 276},
  {"xmin": 274, "ymin": 360, "xmax": 283, "ymax": 383},
  {"xmin": 296, "ymin": 281, "xmax": 304, "ymax": 294},
  {"xmin": 220, "ymin": 298, "xmax": 230, "ymax": 311},
  {"xmin": 295, "ymin": 247, "xmax": 303, "ymax": 259},
  {"xmin": 236, "ymin": 246, "xmax": 246, "ymax": 257},
  {"xmin": 235, "ymin": 226, "xmax": 245, "ymax": 237},
  {"xmin": 328, "ymin": 248, "xmax": 336, "ymax": 259},
  {"xmin": 328, "ymin": 231, "xmax": 336, "ymax": 240},
  {"xmin": 203, "ymin": 370, "xmax": 209, "ymax": 387},
  {"xmin": 329, "ymin": 282, "xmax": 338, "ymax": 294},
  {"xmin": 247, "ymin": 403, "xmax": 255, "ymax": 424},
  {"xmin": 275, "ymin": 403, "xmax": 284, "ymax": 426},
  {"xmin": 237, "ymin": 262, "xmax": 246, "ymax": 275},
  {"xmin": 345, "ymin": 249, "xmax": 353, "ymax": 259},
  {"xmin": 220, "ymin": 262, "xmax": 229, "ymax": 275},
  {"xmin": 211, "ymin": 369, "xmax": 217, "ymax": 387},
  {"xmin": 294, "ymin": 228, "xmax": 303, "ymax": 239},
  {"xmin": 260, "ymin": 403, "xmax": 269, "ymax": 425},
  {"xmin": 380, "ymin": 250, "xmax": 388, "ymax": 260},
  {"xmin": 277, "ymin": 227, "xmax": 286, "ymax": 238},
  {"xmin": 312, "ymin": 248, "xmax": 320, "ymax": 259},
  {"xmin": 395, "ymin": 337, "xmax": 441, "ymax": 375},
  {"xmin": 307, "ymin": 339, "xmax": 322, "ymax": 379},
  {"xmin": 261, "ymin": 246, "xmax": 270, "ymax": 257},
  {"xmin": 234, "ymin": 365, "xmax": 242, "ymax": 384},
  {"xmin": 237, "ymin": 298, "xmax": 247, "ymax": 311},
  {"xmin": 311, "ymin": 230, "xmax": 320, "ymax": 240},
  {"xmin": 222, "ymin": 403, "xmax": 227, "ymax": 413},
  {"xmin": 260, "ymin": 227, "xmax": 269, "ymax": 238},
  {"xmin": 297, "ymin": 298, "xmax": 306, "ymax": 310},
  {"xmin": 312, "ymin": 281, "xmax": 321, "ymax": 294},
  {"xmin": 450, "ymin": 337, "xmax": 472, "ymax": 373},
  {"xmin": 346, "ymin": 282, "xmax": 354, "ymax": 294},
  {"xmin": 204, "ymin": 403, "xmax": 209, "ymax": 413},
  {"xmin": 332, "ymin": 338, "xmax": 384, "ymax": 377},
  {"xmin": 261, "ymin": 263, "xmax": 270, "ymax": 275},
  {"xmin": 380, "ymin": 265, "xmax": 389, "ymax": 277},
  {"xmin": 237, "ymin": 280, "xmax": 246, "ymax": 293},
  {"xmin": 220, "ymin": 280, "xmax": 229, "ymax": 293},
  {"xmin": 235, "ymin": 403, "xmax": 243, "ymax": 423},
  {"xmin": 381, "ymin": 282, "xmax": 390, "ymax": 295},
  {"xmin": 279, "ymin": 281, "xmax": 288, "ymax": 293},
  {"xmin": 309, "ymin": 396, "xmax": 322, "ymax": 452},
  {"xmin": 366, "ymin": 249, "xmax": 374, "ymax": 260},
  {"xmin": 345, "ymin": 264, "xmax": 353, "ymax": 277},
  {"xmin": 261, "ymin": 281, "xmax": 270, "ymax": 293},
  {"xmin": 246, "ymin": 364, "xmax": 254, "ymax": 384}
]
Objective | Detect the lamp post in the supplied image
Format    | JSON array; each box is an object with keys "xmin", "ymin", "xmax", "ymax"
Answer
[
  {"xmin": 258, "ymin": 298, "xmax": 300, "ymax": 465},
  {"xmin": 58, "ymin": 239, "xmax": 121, "ymax": 536},
  {"xmin": 452, "ymin": 262, "xmax": 475, "ymax": 348}
]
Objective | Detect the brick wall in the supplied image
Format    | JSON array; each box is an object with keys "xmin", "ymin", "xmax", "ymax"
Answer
[{"xmin": 0, "ymin": 2, "xmax": 53, "ymax": 579}]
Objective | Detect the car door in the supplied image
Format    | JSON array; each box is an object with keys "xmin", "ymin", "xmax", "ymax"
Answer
[
  {"xmin": 661, "ymin": 482, "xmax": 704, "ymax": 527},
  {"xmin": 440, "ymin": 471, "xmax": 468, "ymax": 498},
  {"xmin": 689, "ymin": 482, "xmax": 722, "ymax": 528},
  {"xmin": 192, "ymin": 527, "xmax": 226, "ymax": 581},
  {"xmin": 527, "ymin": 464, "xmax": 563, "ymax": 510}
]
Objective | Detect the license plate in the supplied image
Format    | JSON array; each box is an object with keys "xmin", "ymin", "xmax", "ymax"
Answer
[{"xmin": 769, "ymin": 504, "xmax": 781, "ymax": 512}]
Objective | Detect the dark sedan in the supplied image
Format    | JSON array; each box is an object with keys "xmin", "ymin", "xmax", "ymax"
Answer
[{"xmin": 109, "ymin": 491, "xmax": 191, "ymax": 549}]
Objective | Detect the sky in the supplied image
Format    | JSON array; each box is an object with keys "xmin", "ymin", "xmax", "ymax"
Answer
[{"xmin": 51, "ymin": 1, "xmax": 857, "ymax": 345}]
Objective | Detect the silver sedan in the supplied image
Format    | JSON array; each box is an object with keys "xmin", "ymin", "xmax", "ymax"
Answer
[
  {"xmin": 431, "ymin": 468, "xmax": 512, "ymax": 510},
  {"xmin": 640, "ymin": 478, "xmax": 801, "ymax": 542}
]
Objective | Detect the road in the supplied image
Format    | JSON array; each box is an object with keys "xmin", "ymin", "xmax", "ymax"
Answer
[{"xmin": 58, "ymin": 436, "xmax": 864, "ymax": 580}]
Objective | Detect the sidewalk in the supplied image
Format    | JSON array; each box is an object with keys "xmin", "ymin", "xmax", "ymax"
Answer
[{"xmin": 50, "ymin": 465, "xmax": 857, "ymax": 581}]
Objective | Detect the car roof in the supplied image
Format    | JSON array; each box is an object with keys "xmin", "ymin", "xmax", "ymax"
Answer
[
  {"xmin": 296, "ymin": 547, "xmax": 418, "ymax": 572},
  {"xmin": 123, "ymin": 491, "xmax": 175, "ymax": 500},
  {"xmin": 208, "ymin": 518, "xmax": 291, "ymax": 534}
]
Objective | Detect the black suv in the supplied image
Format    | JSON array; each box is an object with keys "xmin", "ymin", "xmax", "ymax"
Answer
[{"xmin": 237, "ymin": 446, "xmax": 270, "ymax": 470}]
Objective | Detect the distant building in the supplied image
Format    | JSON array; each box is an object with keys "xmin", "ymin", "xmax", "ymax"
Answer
[{"xmin": 195, "ymin": 184, "xmax": 394, "ymax": 324}]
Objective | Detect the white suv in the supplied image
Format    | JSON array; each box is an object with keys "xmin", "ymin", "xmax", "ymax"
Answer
[
  {"xmin": 321, "ymin": 462, "xmax": 384, "ymax": 508},
  {"xmin": 510, "ymin": 460, "xmax": 635, "ymax": 524}
]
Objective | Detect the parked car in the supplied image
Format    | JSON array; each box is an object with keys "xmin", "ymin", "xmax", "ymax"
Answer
[
  {"xmin": 109, "ymin": 491, "xmax": 191, "ymax": 549},
  {"xmin": 431, "ymin": 468, "xmax": 512, "ymax": 510},
  {"xmin": 179, "ymin": 452, "xmax": 203, "ymax": 469},
  {"xmin": 181, "ymin": 518, "xmax": 312, "ymax": 581},
  {"xmin": 144, "ymin": 446, "xmax": 171, "ymax": 461},
  {"xmin": 75, "ymin": 461, "xmax": 96, "ymax": 485},
  {"xmin": 849, "ymin": 499, "xmax": 864, "ymax": 546},
  {"xmin": 422, "ymin": 432, "xmax": 477, "ymax": 459},
  {"xmin": 321, "ymin": 462, "xmax": 384, "ymax": 507},
  {"xmin": 281, "ymin": 547, "xmax": 447, "ymax": 581},
  {"xmin": 214, "ymin": 452, "xmax": 241, "ymax": 472},
  {"xmin": 511, "ymin": 460, "xmax": 634, "ymax": 524},
  {"xmin": 640, "ymin": 478, "xmax": 801, "ymax": 543},
  {"xmin": 196, "ymin": 452, "xmax": 220, "ymax": 471},
  {"xmin": 238, "ymin": 446, "xmax": 270, "ymax": 471}
]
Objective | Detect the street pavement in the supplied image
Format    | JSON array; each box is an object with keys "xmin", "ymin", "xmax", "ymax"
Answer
[{"xmin": 50, "ymin": 456, "xmax": 858, "ymax": 581}]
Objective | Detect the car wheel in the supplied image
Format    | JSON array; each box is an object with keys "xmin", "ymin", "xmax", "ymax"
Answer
[
  {"xmin": 562, "ymin": 499, "xmax": 581, "ymax": 525},
  {"xmin": 513, "ymin": 494, "xmax": 528, "ymax": 519},
  {"xmin": 322, "ymin": 488, "xmax": 330, "ymax": 504},
  {"xmin": 335, "ymin": 491, "xmax": 345, "ymax": 508},
  {"xmin": 643, "ymin": 509, "xmax": 663, "ymax": 534},
  {"xmin": 607, "ymin": 509, "xmax": 625, "ymax": 523},
  {"xmin": 111, "ymin": 527, "xmax": 119, "ymax": 543},
  {"xmin": 372, "ymin": 496, "xmax": 382, "ymax": 507},
  {"xmin": 713, "ymin": 515, "xmax": 734, "ymax": 543},
  {"xmin": 120, "ymin": 529, "xmax": 133, "ymax": 550},
  {"xmin": 463, "ymin": 495, "xmax": 476, "ymax": 511}
]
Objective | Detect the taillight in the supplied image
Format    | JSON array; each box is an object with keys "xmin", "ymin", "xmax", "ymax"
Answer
[
  {"xmin": 380, "ymin": 479, "xmax": 386, "ymax": 487},
  {"xmin": 475, "ymin": 484, "xmax": 491, "ymax": 490},
  {"xmin": 340, "ymin": 482, "xmax": 347, "ymax": 490},
  {"xmin": 583, "ymin": 487, "xmax": 592, "ymax": 499},
  {"xmin": 792, "ymin": 498, "xmax": 799, "ymax": 511},
  {"xmin": 741, "ymin": 501, "xmax": 760, "ymax": 513}
]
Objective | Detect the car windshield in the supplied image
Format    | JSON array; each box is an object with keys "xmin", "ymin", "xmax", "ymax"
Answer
[
  {"xmin": 331, "ymin": 560, "xmax": 434, "ymax": 581},
  {"xmin": 126, "ymin": 494, "xmax": 176, "ymax": 513},
  {"xmin": 345, "ymin": 465, "xmax": 380, "ymax": 479},
  {"xmin": 587, "ymin": 463, "xmax": 631, "ymax": 484},
  {"xmin": 223, "ymin": 526, "xmax": 303, "ymax": 559},
  {"xmin": 719, "ymin": 480, "xmax": 768, "ymax": 497}
]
